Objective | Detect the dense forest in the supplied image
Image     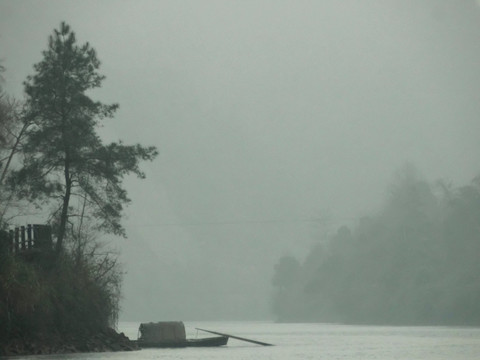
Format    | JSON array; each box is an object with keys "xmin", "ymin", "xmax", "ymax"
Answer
[
  {"xmin": 0, "ymin": 23, "xmax": 156, "ymax": 355},
  {"xmin": 272, "ymin": 165, "xmax": 480, "ymax": 325}
]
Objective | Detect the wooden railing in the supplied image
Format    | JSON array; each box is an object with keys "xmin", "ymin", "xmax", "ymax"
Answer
[{"xmin": 0, "ymin": 224, "xmax": 53, "ymax": 254}]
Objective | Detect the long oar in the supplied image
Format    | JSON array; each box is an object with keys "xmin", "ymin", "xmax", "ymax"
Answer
[{"xmin": 195, "ymin": 328, "xmax": 273, "ymax": 346}]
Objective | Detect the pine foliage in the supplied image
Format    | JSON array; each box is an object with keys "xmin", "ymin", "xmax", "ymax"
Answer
[{"xmin": 10, "ymin": 22, "xmax": 158, "ymax": 252}]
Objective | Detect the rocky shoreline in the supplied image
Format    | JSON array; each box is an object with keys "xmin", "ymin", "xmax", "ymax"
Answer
[{"xmin": 0, "ymin": 328, "xmax": 138, "ymax": 357}]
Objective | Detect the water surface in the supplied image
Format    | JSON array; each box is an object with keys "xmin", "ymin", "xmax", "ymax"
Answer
[{"xmin": 6, "ymin": 321, "xmax": 480, "ymax": 359}]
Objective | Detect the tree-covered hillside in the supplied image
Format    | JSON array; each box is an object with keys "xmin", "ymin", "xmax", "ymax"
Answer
[{"xmin": 272, "ymin": 166, "xmax": 480, "ymax": 325}]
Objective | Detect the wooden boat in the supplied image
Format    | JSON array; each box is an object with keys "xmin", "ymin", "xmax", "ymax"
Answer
[{"xmin": 136, "ymin": 321, "xmax": 228, "ymax": 348}]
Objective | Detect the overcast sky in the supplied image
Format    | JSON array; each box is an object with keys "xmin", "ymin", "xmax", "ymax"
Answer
[{"xmin": 1, "ymin": 0, "xmax": 480, "ymax": 321}]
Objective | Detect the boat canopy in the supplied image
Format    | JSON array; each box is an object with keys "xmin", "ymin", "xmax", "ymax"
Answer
[{"xmin": 138, "ymin": 321, "xmax": 186, "ymax": 343}]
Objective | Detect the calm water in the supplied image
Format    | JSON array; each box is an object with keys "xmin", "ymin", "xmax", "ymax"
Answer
[{"xmin": 5, "ymin": 321, "xmax": 480, "ymax": 359}]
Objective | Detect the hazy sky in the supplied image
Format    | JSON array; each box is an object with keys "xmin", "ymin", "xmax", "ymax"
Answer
[{"xmin": 1, "ymin": 0, "xmax": 479, "ymax": 320}]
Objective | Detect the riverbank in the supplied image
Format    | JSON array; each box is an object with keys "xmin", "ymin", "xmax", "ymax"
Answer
[
  {"xmin": 0, "ymin": 231, "xmax": 127, "ymax": 357},
  {"xmin": 0, "ymin": 328, "xmax": 138, "ymax": 357}
]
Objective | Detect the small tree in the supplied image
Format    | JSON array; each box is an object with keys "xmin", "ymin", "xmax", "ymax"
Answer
[
  {"xmin": 11, "ymin": 22, "xmax": 158, "ymax": 253},
  {"xmin": 0, "ymin": 97, "xmax": 26, "ymax": 184},
  {"xmin": 0, "ymin": 65, "xmax": 29, "ymax": 227}
]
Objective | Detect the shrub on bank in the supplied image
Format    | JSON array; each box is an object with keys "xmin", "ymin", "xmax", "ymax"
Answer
[{"xmin": 0, "ymin": 241, "xmax": 121, "ymax": 348}]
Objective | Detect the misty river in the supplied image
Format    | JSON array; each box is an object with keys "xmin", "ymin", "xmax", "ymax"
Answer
[{"xmin": 6, "ymin": 321, "xmax": 480, "ymax": 360}]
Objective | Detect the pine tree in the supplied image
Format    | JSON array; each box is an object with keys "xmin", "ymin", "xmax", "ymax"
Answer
[{"xmin": 12, "ymin": 22, "xmax": 158, "ymax": 253}]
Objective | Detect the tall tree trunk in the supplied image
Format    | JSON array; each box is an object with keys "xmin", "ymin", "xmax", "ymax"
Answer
[{"xmin": 56, "ymin": 153, "xmax": 71, "ymax": 253}]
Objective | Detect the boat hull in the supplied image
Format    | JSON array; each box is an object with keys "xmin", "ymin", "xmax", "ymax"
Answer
[
  {"xmin": 137, "ymin": 336, "xmax": 228, "ymax": 348},
  {"xmin": 187, "ymin": 336, "xmax": 229, "ymax": 347}
]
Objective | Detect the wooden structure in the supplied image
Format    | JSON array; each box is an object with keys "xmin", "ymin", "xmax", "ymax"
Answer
[
  {"xmin": 0, "ymin": 224, "xmax": 53, "ymax": 254},
  {"xmin": 138, "ymin": 321, "xmax": 186, "ymax": 345}
]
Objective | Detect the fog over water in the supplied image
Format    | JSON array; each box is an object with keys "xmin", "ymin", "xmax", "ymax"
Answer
[{"xmin": 1, "ymin": 0, "xmax": 479, "ymax": 321}]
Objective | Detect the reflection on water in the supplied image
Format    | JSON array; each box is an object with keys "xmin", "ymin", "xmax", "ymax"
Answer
[{"xmin": 4, "ymin": 321, "xmax": 480, "ymax": 360}]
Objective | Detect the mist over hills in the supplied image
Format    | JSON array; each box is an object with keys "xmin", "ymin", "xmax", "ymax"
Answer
[{"xmin": 0, "ymin": 0, "xmax": 479, "ymax": 321}]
